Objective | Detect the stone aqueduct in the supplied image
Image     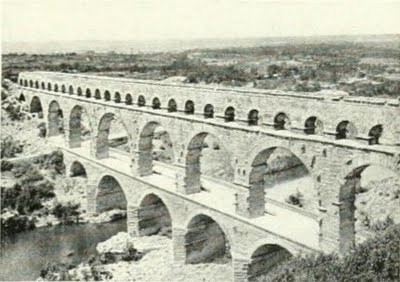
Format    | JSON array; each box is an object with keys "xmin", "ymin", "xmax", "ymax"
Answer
[{"xmin": 18, "ymin": 72, "xmax": 399, "ymax": 281}]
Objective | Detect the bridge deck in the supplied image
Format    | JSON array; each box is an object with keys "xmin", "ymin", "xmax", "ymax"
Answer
[{"xmin": 52, "ymin": 137, "xmax": 319, "ymax": 250}]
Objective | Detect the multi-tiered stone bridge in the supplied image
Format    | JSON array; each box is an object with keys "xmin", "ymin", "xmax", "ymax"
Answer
[{"xmin": 18, "ymin": 72, "xmax": 399, "ymax": 281}]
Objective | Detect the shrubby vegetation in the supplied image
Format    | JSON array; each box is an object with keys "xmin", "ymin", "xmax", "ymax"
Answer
[
  {"xmin": 264, "ymin": 224, "xmax": 400, "ymax": 282},
  {"xmin": 51, "ymin": 202, "xmax": 80, "ymax": 224}
]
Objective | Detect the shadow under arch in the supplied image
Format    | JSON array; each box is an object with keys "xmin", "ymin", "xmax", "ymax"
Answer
[
  {"xmin": 184, "ymin": 131, "xmax": 234, "ymax": 194},
  {"xmin": 30, "ymin": 96, "xmax": 43, "ymax": 118},
  {"xmin": 137, "ymin": 193, "xmax": 172, "ymax": 237},
  {"xmin": 95, "ymin": 175, "xmax": 127, "ymax": 214},
  {"xmin": 184, "ymin": 213, "xmax": 232, "ymax": 264},
  {"xmin": 69, "ymin": 160, "xmax": 87, "ymax": 178},
  {"xmin": 48, "ymin": 100, "xmax": 64, "ymax": 137},
  {"xmin": 69, "ymin": 105, "xmax": 92, "ymax": 148},
  {"xmin": 339, "ymin": 163, "xmax": 399, "ymax": 254},
  {"xmin": 137, "ymin": 121, "xmax": 174, "ymax": 176},
  {"xmin": 247, "ymin": 243, "xmax": 292, "ymax": 281}
]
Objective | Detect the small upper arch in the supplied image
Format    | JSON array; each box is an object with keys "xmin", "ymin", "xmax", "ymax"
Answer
[{"xmin": 184, "ymin": 100, "xmax": 195, "ymax": 114}]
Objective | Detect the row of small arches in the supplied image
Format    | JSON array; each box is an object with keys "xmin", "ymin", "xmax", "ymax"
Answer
[{"xmin": 21, "ymin": 79, "xmax": 384, "ymax": 143}]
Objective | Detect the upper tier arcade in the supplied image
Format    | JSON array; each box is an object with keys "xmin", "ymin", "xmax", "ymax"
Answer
[{"xmin": 19, "ymin": 71, "xmax": 400, "ymax": 146}]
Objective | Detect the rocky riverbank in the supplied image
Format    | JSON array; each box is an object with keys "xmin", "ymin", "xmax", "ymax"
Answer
[{"xmin": 40, "ymin": 232, "xmax": 232, "ymax": 281}]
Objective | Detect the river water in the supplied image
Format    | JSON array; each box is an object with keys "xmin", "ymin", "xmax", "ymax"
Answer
[{"xmin": 0, "ymin": 220, "xmax": 126, "ymax": 281}]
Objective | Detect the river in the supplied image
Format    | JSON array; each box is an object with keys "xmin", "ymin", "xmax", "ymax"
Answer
[{"xmin": 0, "ymin": 220, "xmax": 126, "ymax": 281}]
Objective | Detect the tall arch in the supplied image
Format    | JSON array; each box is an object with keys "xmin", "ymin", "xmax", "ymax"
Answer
[
  {"xmin": 29, "ymin": 80, "xmax": 33, "ymax": 87},
  {"xmin": 304, "ymin": 116, "xmax": 323, "ymax": 135},
  {"xmin": 41, "ymin": 82, "xmax": 46, "ymax": 89},
  {"xmin": 54, "ymin": 84, "xmax": 59, "ymax": 92},
  {"xmin": 35, "ymin": 81, "xmax": 39, "ymax": 89},
  {"xmin": 48, "ymin": 101, "xmax": 64, "ymax": 137},
  {"xmin": 138, "ymin": 193, "xmax": 172, "ymax": 237},
  {"xmin": 184, "ymin": 100, "xmax": 195, "ymax": 114},
  {"xmin": 61, "ymin": 85, "xmax": 66, "ymax": 93},
  {"xmin": 69, "ymin": 161, "xmax": 87, "ymax": 178},
  {"xmin": 338, "ymin": 164, "xmax": 398, "ymax": 253},
  {"xmin": 138, "ymin": 121, "xmax": 174, "ymax": 176},
  {"xmin": 96, "ymin": 175, "xmax": 127, "ymax": 214},
  {"xmin": 24, "ymin": 79, "xmax": 28, "ymax": 87},
  {"xmin": 336, "ymin": 120, "xmax": 357, "ymax": 139},
  {"xmin": 68, "ymin": 85, "xmax": 74, "ymax": 94},
  {"xmin": 204, "ymin": 104, "xmax": 214, "ymax": 118},
  {"xmin": 30, "ymin": 96, "xmax": 43, "ymax": 118},
  {"xmin": 247, "ymin": 244, "xmax": 292, "ymax": 281},
  {"xmin": 248, "ymin": 109, "xmax": 259, "ymax": 126},
  {"xmin": 248, "ymin": 146, "xmax": 316, "ymax": 216},
  {"xmin": 96, "ymin": 113, "xmax": 114, "ymax": 159},
  {"xmin": 168, "ymin": 99, "xmax": 177, "ymax": 112},
  {"xmin": 47, "ymin": 82, "xmax": 52, "ymax": 91},
  {"xmin": 185, "ymin": 132, "xmax": 234, "ymax": 194},
  {"xmin": 69, "ymin": 105, "xmax": 91, "ymax": 148},
  {"xmin": 184, "ymin": 214, "xmax": 231, "ymax": 264},
  {"xmin": 77, "ymin": 87, "xmax": 83, "ymax": 96}
]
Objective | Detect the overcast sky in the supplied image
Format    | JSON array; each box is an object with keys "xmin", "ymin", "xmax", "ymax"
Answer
[{"xmin": 2, "ymin": 0, "xmax": 399, "ymax": 43}]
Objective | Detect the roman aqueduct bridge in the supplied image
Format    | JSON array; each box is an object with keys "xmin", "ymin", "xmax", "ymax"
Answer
[{"xmin": 18, "ymin": 71, "xmax": 400, "ymax": 281}]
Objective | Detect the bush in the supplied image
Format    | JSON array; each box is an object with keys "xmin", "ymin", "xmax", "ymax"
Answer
[
  {"xmin": 1, "ymin": 136, "xmax": 23, "ymax": 158},
  {"xmin": 1, "ymin": 213, "xmax": 35, "ymax": 238},
  {"xmin": 51, "ymin": 202, "xmax": 80, "ymax": 224},
  {"xmin": 286, "ymin": 191, "xmax": 304, "ymax": 208},
  {"xmin": 265, "ymin": 224, "xmax": 400, "ymax": 282}
]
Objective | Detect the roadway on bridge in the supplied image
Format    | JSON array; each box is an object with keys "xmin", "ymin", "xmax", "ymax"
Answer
[{"xmin": 52, "ymin": 137, "xmax": 320, "ymax": 251}]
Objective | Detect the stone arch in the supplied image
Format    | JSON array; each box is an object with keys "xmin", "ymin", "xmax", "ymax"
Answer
[
  {"xmin": 152, "ymin": 97, "xmax": 161, "ymax": 109},
  {"xmin": 35, "ymin": 81, "xmax": 39, "ymax": 89},
  {"xmin": 69, "ymin": 105, "xmax": 92, "ymax": 148},
  {"xmin": 168, "ymin": 99, "xmax": 177, "ymax": 112},
  {"xmin": 184, "ymin": 100, "xmax": 195, "ymax": 114},
  {"xmin": 95, "ymin": 89, "xmax": 101, "ymax": 99},
  {"xmin": 184, "ymin": 132, "xmax": 234, "ymax": 194},
  {"xmin": 77, "ymin": 87, "xmax": 83, "ymax": 96},
  {"xmin": 30, "ymin": 96, "xmax": 43, "ymax": 118},
  {"xmin": 125, "ymin": 94, "xmax": 133, "ymax": 105},
  {"xmin": 61, "ymin": 85, "xmax": 66, "ymax": 93},
  {"xmin": 24, "ymin": 79, "xmax": 28, "ymax": 87},
  {"xmin": 68, "ymin": 85, "xmax": 74, "ymax": 94},
  {"xmin": 336, "ymin": 120, "xmax": 357, "ymax": 139},
  {"xmin": 95, "ymin": 175, "xmax": 127, "ymax": 214},
  {"xmin": 41, "ymin": 82, "xmax": 46, "ymax": 89},
  {"xmin": 47, "ymin": 101, "xmax": 64, "ymax": 137},
  {"xmin": 114, "ymin": 92, "xmax": 121, "ymax": 103},
  {"xmin": 69, "ymin": 161, "xmax": 87, "ymax": 177},
  {"xmin": 274, "ymin": 112, "xmax": 290, "ymax": 130},
  {"xmin": 224, "ymin": 106, "xmax": 235, "ymax": 122},
  {"xmin": 184, "ymin": 213, "xmax": 232, "ymax": 264},
  {"xmin": 19, "ymin": 78, "xmax": 23, "ymax": 85},
  {"xmin": 204, "ymin": 104, "xmax": 214, "ymax": 118},
  {"xmin": 368, "ymin": 124, "xmax": 383, "ymax": 145},
  {"xmin": 138, "ymin": 95, "xmax": 146, "ymax": 107},
  {"xmin": 96, "ymin": 113, "xmax": 114, "ymax": 159},
  {"xmin": 338, "ymin": 162, "xmax": 399, "ymax": 253},
  {"xmin": 18, "ymin": 93, "xmax": 26, "ymax": 102},
  {"xmin": 103, "ymin": 91, "xmax": 111, "ymax": 101},
  {"xmin": 138, "ymin": 121, "xmax": 175, "ymax": 176},
  {"xmin": 304, "ymin": 116, "xmax": 324, "ymax": 135},
  {"xmin": 47, "ymin": 82, "xmax": 52, "ymax": 91},
  {"xmin": 247, "ymin": 243, "xmax": 293, "ymax": 281},
  {"xmin": 54, "ymin": 84, "xmax": 59, "ymax": 92},
  {"xmin": 137, "ymin": 193, "xmax": 172, "ymax": 237},
  {"xmin": 247, "ymin": 146, "xmax": 316, "ymax": 217},
  {"xmin": 85, "ymin": 88, "xmax": 92, "ymax": 98},
  {"xmin": 248, "ymin": 109, "xmax": 259, "ymax": 126},
  {"xmin": 29, "ymin": 80, "xmax": 33, "ymax": 87}
]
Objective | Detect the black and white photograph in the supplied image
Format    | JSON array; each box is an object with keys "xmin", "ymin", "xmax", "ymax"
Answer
[{"xmin": 1, "ymin": 0, "xmax": 399, "ymax": 281}]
